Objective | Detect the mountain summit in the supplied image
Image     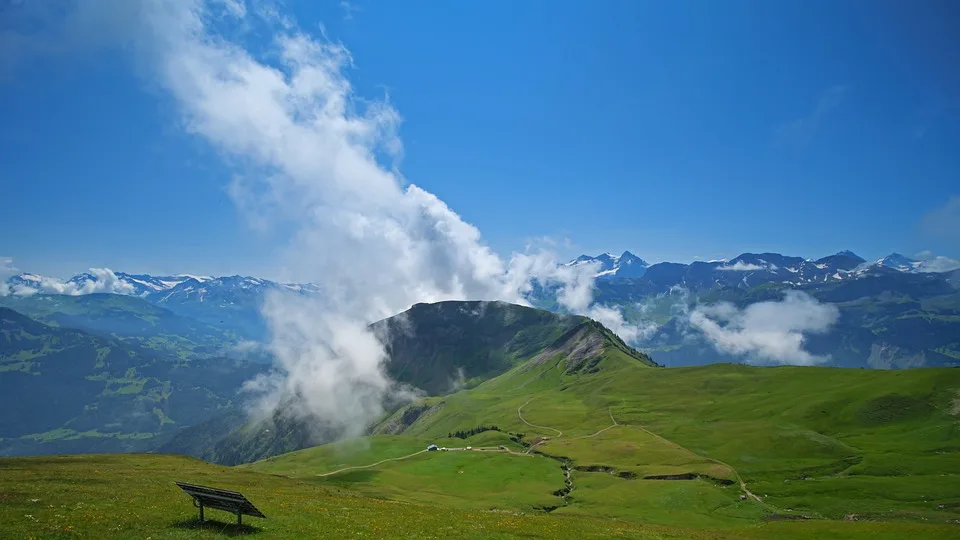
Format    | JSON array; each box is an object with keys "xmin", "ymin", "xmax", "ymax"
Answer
[{"xmin": 565, "ymin": 251, "xmax": 648, "ymax": 279}]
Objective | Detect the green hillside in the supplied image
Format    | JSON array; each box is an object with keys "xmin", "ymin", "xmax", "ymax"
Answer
[
  {"xmin": 251, "ymin": 346, "xmax": 960, "ymax": 530},
  {"xmin": 372, "ymin": 300, "xmax": 656, "ymax": 394},
  {"xmin": 0, "ymin": 293, "xmax": 243, "ymax": 360},
  {"xmin": 162, "ymin": 301, "xmax": 657, "ymax": 464},
  {"xmin": 0, "ymin": 308, "xmax": 263, "ymax": 456}
]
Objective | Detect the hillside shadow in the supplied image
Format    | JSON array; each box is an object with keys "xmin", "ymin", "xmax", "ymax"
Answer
[{"xmin": 172, "ymin": 518, "xmax": 262, "ymax": 536}]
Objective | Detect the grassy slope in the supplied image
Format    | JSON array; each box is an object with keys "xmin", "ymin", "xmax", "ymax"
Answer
[
  {"xmin": 249, "ymin": 434, "xmax": 561, "ymax": 511},
  {"xmin": 162, "ymin": 305, "xmax": 658, "ymax": 466},
  {"xmin": 2, "ymin": 454, "xmax": 956, "ymax": 539},
  {"xmin": 0, "ymin": 308, "xmax": 262, "ymax": 455},
  {"xmin": 0, "ymin": 293, "xmax": 240, "ymax": 360},
  {"xmin": 253, "ymin": 341, "xmax": 960, "ymax": 532}
]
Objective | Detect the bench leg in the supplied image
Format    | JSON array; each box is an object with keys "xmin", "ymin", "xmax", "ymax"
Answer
[
  {"xmin": 237, "ymin": 513, "xmax": 242, "ymax": 526},
  {"xmin": 199, "ymin": 504, "xmax": 204, "ymax": 522}
]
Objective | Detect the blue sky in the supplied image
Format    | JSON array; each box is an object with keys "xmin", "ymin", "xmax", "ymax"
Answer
[{"xmin": 1, "ymin": 0, "xmax": 958, "ymax": 278}]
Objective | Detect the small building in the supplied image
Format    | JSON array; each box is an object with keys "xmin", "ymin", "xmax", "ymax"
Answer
[{"xmin": 427, "ymin": 444, "xmax": 438, "ymax": 451}]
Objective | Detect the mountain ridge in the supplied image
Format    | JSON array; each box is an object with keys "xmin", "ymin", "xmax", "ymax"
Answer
[{"xmin": 160, "ymin": 300, "xmax": 656, "ymax": 464}]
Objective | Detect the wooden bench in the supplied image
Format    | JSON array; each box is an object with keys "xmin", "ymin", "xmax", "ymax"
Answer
[{"xmin": 175, "ymin": 482, "xmax": 267, "ymax": 526}]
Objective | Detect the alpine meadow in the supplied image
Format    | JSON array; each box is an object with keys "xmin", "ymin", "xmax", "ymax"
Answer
[{"xmin": 1, "ymin": 1, "xmax": 959, "ymax": 539}]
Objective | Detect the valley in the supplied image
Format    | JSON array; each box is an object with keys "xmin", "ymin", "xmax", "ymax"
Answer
[{"xmin": 1, "ymin": 277, "xmax": 959, "ymax": 537}]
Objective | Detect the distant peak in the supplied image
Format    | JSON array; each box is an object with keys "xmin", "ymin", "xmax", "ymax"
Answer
[
  {"xmin": 834, "ymin": 250, "xmax": 861, "ymax": 259},
  {"xmin": 881, "ymin": 252, "xmax": 915, "ymax": 263},
  {"xmin": 618, "ymin": 251, "xmax": 648, "ymax": 266}
]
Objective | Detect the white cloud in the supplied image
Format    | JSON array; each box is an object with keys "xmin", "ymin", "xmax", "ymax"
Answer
[
  {"xmin": 914, "ymin": 250, "xmax": 960, "ymax": 273},
  {"xmin": 0, "ymin": 257, "xmax": 17, "ymax": 296},
  {"xmin": 0, "ymin": 266, "xmax": 135, "ymax": 297},
  {"xmin": 549, "ymin": 259, "xmax": 655, "ymax": 342},
  {"xmin": 688, "ymin": 290, "xmax": 839, "ymax": 366},
  {"xmin": 10, "ymin": 1, "xmax": 634, "ymax": 436},
  {"xmin": 717, "ymin": 261, "xmax": 765, "ymax": 271},
  {"xmin": 921, "ymin": 196, "xmax": 960, "ymax": 241}
]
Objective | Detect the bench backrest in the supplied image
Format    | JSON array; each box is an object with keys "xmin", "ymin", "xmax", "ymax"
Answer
[{"xmin": 175, "ymin": 482, "xmax": 267, "ymax": 518}]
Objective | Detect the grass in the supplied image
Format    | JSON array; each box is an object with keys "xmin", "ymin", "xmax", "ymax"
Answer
[
  {"xmin": 317, "ymin": 450, "xmax": 561, "ymax": 511},
  {"xmin": 248, "ymin": 434, "xmax": 562, "ymax": 511},
  {"xmin": 4, "ymin": 324, "xmax": 960, "ymax": 537},
  {"xmin": 559, "ymin": 473, "xmax": 767, "ymax": 527},
  {"xmin": 351, "ymin": 345, "xmax": 960, "ymax": 526},
  {"xmin": 2, "ymin": 454, "xmax": 958, "ymax": 539},
  {"xmin": 539, "ymin": 425, "xmax": 734, "ymax": 480}
]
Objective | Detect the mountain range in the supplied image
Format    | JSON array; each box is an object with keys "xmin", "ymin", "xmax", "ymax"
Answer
[
  {"xmin": 3, "ymin": 249, "xmax": 959, "ymax": 371},
  {"xmin": 564, "ymin": 250, "xmax": 649, "ymax": 279},
  {"xmin": 569, "ymin": 250, "xmax": 958, "ymax": 285},
  {"xmin": 6, "ymin": 250, "xmax": 956, "ymax": 305}
]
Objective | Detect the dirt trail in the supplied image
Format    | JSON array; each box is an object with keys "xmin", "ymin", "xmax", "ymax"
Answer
[
  {"xmin": 315, "ymin": 400, "xmax": 780, "ymax": 514},
  {"xmin": 622, "ymin": 422, "xmax": 764, "ymax": 503},
  {"xmin": 517, "ymin": 399, "xmax": 563, "ymax": 437},
  {"xmin": 518, "ymin": 401, "xmax": 779, "ymax": 511},
  {"xmin": 315, "ymin": 445, "xmax": 533, "ymax": 477},
  {"xmin": 316, "ymin": 450, "xmax": 428, "ymax": 477},
  {"xmin": 564, "ymin": 409, "xmax": 619, "ymax": 442}
]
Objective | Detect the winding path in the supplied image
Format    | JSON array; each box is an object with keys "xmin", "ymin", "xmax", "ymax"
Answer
[
  {"xmin": 518, "ymin": 399, "xmax": 780, "ymax": 510},
  {"xmin": 316, "ymin": 450, "xmax": 429, "ymax": 477},
  {"xmin": 314, "ymin": 398, "xmax": 786, "ymax": 515},
  {"xmin": 517, "ymin": 399, "xmax": 563, "ymax": 437},
  {"xmin": 315, "ymin": 445, "xmax": 534, "ymax": 478}
]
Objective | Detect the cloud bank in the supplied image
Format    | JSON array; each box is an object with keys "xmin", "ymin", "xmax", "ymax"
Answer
[
  {"xmin": 688, "ymin": 290, "xmax": 839, "ymax": 365},
  {"xmin": 717, "ymin": 261, "xmax": 765, "ymax": 271},
  {"xmin": 550, "ymin": 260, "xmax": 656, "ymax": 342},
  {"xmin": 3, "ymin": 1, "xmax": 637, "ymax": 438},
  {"xmin": 914, "ymin": 251, "xmax": 960, "ymax": 273},
  {"xmin": 0, "ymin": 262, "xmax": 135, "ymax": 297}
]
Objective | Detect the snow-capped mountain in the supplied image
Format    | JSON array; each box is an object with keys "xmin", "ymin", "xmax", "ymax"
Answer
[
  {"xmin": 565, "ymin": 251, "xmax": 649, "ymax": 279},
  {"xmin": 565, "ymin": 249, "xmax": 960, "ymax": 294},
  {"xmin": 151, "ymin": 275, "xmax": 285, "ymax": 305},
  {"xmin": 5, "ymin": 249, "xmax": 957, "ymax": 306},
  {"xmin": 63, "ymin": 272, "xmax": 210, "ymax": 297},
  {"xmin": 866, "ymin": 253, "xmax": 960, "ymax": 273},
  {"xmin": 875, "ymin": 253, "xmax": 921, "ymax": 272}
]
